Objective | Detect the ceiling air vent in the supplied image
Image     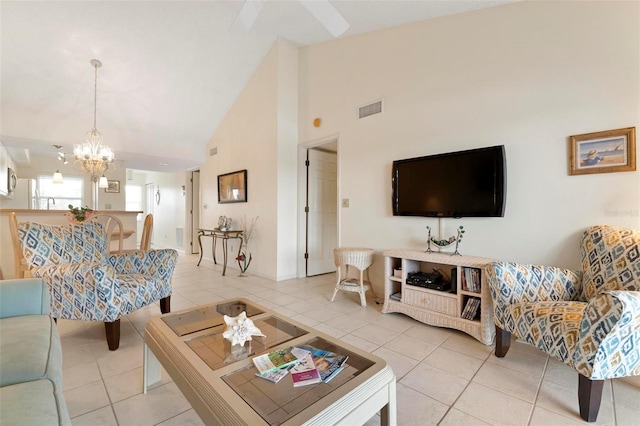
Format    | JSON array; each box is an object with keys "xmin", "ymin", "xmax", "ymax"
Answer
[
  {"xmin": 358, "ymin": 99, "xmax": 383, "ymax": 119},
  {"xmin": 209, "ymin": 147, "xmax": 218, "ymax": 156}
]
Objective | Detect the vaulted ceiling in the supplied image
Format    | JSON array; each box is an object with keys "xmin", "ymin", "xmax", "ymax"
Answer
[{"xmin": 1, "ymin": 0, "xmax": 510, "ymax": 172}]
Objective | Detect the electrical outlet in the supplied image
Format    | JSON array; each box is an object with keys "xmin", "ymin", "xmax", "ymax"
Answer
[
  {"xmin": 105, "ymin": 203, "xmax": 112, "ymax": 209},
  {"xmin": 342, "ymin": 199, "xmax": 349, "ymax": 208}
]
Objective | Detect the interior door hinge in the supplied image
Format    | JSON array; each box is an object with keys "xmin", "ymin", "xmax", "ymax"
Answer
[
  {"xmin": 304, "ymin": 206, "xmax": 309, "ymax": 213},
  {"xmin": 304, "ymin": 252, "xmax": 309, "ymax": 259},
  {"xmin": 305, "ymin": 160, "xmax": 310, "ymax": 166}
]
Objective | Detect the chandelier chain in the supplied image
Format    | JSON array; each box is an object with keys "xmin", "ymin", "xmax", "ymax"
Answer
[{"xmin": 93, "ymin": 61, "xmax": 98, "ymax": 130}]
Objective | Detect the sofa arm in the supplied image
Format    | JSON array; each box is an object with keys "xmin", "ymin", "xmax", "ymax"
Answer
[
  {"xmin": 0, "ymin": 278, "xmax": 49, "ymax": 318},
  {"xmin": 32, "ymin": 262, "xmax": 121, "ymax": 322},
  {"xmin": 485, "ymin": 261, "xmax": 582, "ymax": 328},
  {"xmin": 573, "ymin": 290, "xmax": 640, "ymax": 380},
  {"xmin": 108, "ymin": 249, "xmax": 178, "ymax": 281}
]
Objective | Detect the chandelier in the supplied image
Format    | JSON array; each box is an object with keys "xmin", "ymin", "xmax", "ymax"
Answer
[{"xmin": 74, "ymin": 59, "xmax": 114, "ymax": 187}]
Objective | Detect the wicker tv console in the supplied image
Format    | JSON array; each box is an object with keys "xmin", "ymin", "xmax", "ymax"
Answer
[{"xmin": 382, "ymin": 250, "xmax": 495, "ymax": 345}]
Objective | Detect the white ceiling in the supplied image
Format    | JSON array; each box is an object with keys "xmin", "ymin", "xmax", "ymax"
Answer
[{"xmin": 1, "ymin": 0, "xmax": 511, "ymax": 173}]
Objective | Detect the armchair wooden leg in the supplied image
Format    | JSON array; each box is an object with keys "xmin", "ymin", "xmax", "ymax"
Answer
[
  {"xmin": 160, "ymin": 296, "xmax": 171, "ymax": 314},
  {"xmin": 578, "ymin": 374, "xmax": 604, "ymax": 422},
  {"xmin": 105, "ymin": 320, "xmax": 120, "ymax": 351},
  {"xmin": 495, "ymin": 326, "xmax": 511, "ymax": 357}
]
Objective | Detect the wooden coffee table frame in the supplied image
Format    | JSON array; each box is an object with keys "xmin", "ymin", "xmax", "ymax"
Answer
[{"xmin": 144, "ymin": 298, "xmax": 396, "ymax": 425}]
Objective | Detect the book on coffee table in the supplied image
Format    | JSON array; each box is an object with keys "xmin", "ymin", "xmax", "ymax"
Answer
[
  {"xmin": 253, "ymin": 347, "xmax": 310, "ymax": 377},
  {"xmin": 290, "ymin": 353, "xmax": 322, "ymax": 387}
]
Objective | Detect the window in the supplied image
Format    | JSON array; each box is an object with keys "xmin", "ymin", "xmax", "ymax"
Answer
[{"xmin": 37, "ymin": 175, "xmax": 83, "ymax": 209}]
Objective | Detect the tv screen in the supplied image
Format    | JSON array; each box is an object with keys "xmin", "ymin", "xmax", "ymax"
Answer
[{"xmin": 392, "ymin": 145, "xmax": 506, "ymax": 218}]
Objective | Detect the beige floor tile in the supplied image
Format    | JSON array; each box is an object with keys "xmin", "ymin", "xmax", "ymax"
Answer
[
  {"xmin": 615, "ymin": 401, "xmax": 640, "ymax": 426},
  {"xmin": 372, "ymin": 346, "xmax": 420, "ymax": 380},
  {"xmin": 350, "ymin": 323, "xmax": 399, "ymax": 346},
  {"xmin": 485, "ymin": 348, "xmax": 548, "ymax": 377},
  {"xmin": 395, "ymin": 383, "xmax": 449, "ymax": 425},
  {"xmin": 64, "ymin": 380, "xmax": 111, "ymax": 418},
  {"xmin": 63, "ymin": 360, "xmax": 102, "ymax": 391},
  {"xmin": 400, "ymin": 363, "xmax": 469, "ymax": 405},
  {"xmin": 473, "ymin": 359, "xmax": 542, "ymax": 404},
  {"xmin": 103, "ymin": 367, "xmax": 147, "ymax": 403},
  {"xmin": 157, "ymin": 408, "xmax": 205, "ymax": 425},
  {"xmin": 70, "ymin": 405, "xmax": 118, "ymax": 426},
  {"xmin": 439, "ymin": 408, "xmax": 491, "ymax": 425},
  {"xmin": 372, "ymin": 312, "xmax": 416, "ymax": 333},
  {"xmin": 341, "ymin": 333, "xmax": 380, "ymax": 353},
  {"xmin": 423, "ymin": 347, "xmax": 484, "ymax": 380},
  {"xmin": 113, "ymin": 382, "xmax": 192, "ymax": 426},
  {"xmin": 535, "ymin": 378, "xmax": 615, "ymax": 425},
  {"xmin": 97, "ymin": 345, "xmax": 143, "ymax": 379},
  {"xmin": 402, "ymin": 322, "xmax": 454, "ymax": 345},
  {"xmin": 441, "ymin": 331, "xmax": 494, "ymax": 360},
  {"xmin": 324, "ymin": 314, "xmax": 371, "ymax": 333},
  {"xmin": 383, "ymin": 333, "xmax": 437, "ymax": 361},
  {"xmin": 454, "ymin": 382, "xmax": 533, "ymax": 425},
  {"xmin": 529, "ymin": 406, "xmax": 590, "ymax": 426},
  {"xmin": 313, "ymin": 322, "xmax": 348, "ymax": 338},
  {"xmin": 612, "ymin": 375, "xmax": 640, "ymax": 410}
]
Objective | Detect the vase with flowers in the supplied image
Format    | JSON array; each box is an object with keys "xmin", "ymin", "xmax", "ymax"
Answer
[
  {"xmin": 236, "ymin": 215, "xmax": 258, "ymax": 277},
  {"xmin": 66, "ymin": 204, "xmax": 97, "ymax": 223}
]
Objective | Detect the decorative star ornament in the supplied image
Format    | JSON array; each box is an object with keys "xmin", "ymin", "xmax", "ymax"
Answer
[{"xmin": 222, "ymin": 311, "xmax": 265, "ymax": 346}]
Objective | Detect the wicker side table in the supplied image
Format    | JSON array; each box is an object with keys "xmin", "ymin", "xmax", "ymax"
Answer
[{"xmin": 330, "ymin": 247, "xmax": 375, "ymax": 307}]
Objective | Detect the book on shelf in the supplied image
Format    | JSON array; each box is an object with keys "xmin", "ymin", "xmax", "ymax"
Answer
[
  {"xmin": 252, "ymin": 346, "xmax": 310, "ymax": 377},
  {"xmin": 290, "ymin": 353, "xmax": 322, "ymax": 387},
  {"xmin": 297, "ymin": 344, "xmax": 349, "ymax": 383}
]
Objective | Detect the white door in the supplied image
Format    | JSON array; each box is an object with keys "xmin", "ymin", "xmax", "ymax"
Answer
[
  {"xmin": 306, "ymin": 149, "xmax": 337, "ymax": 276},
  {"xmin": 191, "ymin": 171, "xmax": 200, "ymax": 254}
]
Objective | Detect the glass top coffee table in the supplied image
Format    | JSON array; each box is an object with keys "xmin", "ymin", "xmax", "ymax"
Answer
[{"xmin": 144, "ymin": 298, "xmax": 396, "ymax": 425}]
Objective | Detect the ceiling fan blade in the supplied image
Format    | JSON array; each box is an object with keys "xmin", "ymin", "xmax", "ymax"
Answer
[
  {"xmin": 299, "ymin": 0, "xmax": 350, "ymax": 38},
  {"xmin": 230, "ymin": 0, "xmax": 264, "ymax": 32}
]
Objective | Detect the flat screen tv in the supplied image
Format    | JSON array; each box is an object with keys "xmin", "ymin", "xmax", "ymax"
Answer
[{"xmin": 392, "ymin": 145, "xmax": 506, "ymax": 218}]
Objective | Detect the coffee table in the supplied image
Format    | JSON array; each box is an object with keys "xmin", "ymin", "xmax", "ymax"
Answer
[{"xmin": 144, "ymin": 298, "xmax": 396, "ymax": 425}]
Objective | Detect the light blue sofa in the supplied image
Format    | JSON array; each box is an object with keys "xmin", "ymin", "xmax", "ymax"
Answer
[{"xmin": 0, "ymin": 278, "xmax": 71, "ymax": 426}]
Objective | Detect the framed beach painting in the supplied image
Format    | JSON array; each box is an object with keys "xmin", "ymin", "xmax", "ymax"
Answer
[
  {"xmin": 568, "ymin": 127, "xmax": 636, "ymax": 175},
  {"xmin": 218, "ymin": 169, "xmax": 247, "ymax": 203}
]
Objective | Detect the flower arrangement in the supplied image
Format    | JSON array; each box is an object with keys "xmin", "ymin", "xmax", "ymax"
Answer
[
  {"xmin": 66, "ymin": 204, "xmax": 96, "ymax": 222},
  {"xmin": 236, "ymin": 215, "xmax": 258, "ymax": 276}
]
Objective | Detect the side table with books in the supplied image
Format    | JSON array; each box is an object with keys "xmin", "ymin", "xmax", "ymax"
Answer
[{"xmin": 144, "ymin": 298, "xmax": 396, "ymax": 425}]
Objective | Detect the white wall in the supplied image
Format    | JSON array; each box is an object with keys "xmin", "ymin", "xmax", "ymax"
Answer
[
  {"xmin": 298, "ymin": 0, "xmax": 640, "ymax": 291},
  {"xmin": 201, "ymin": 42, "xmax": 281, "ymax": 279}
]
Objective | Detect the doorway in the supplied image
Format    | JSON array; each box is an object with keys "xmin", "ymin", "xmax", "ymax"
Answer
[{"xmin": 304, "ymin": 141, "xmax": 338, "ymax": 276}]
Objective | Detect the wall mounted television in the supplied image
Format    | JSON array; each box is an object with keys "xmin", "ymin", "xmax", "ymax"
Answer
[{"xmin": 392, "ymin": 145, "xmax": 506, "ymax": 218}]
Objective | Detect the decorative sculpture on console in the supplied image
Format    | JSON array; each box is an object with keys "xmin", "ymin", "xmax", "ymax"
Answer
[{"xmin": 426, "ymin": 225, "xmax": 465, "ymax": 255}]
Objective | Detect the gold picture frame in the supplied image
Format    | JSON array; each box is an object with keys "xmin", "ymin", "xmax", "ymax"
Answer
[{"xmin": 568, "ymin": 127, "xmax": 636, "ymax": 175}]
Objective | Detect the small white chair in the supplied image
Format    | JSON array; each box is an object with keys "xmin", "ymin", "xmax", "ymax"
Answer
[{"xmin": 330, "ymin": 248, "xmax": 375, "ymax": 307}]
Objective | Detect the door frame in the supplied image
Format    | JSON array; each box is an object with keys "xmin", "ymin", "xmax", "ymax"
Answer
[{"xmin": 297, "ymin": 134, "xmax": 340, "ymax": 278}]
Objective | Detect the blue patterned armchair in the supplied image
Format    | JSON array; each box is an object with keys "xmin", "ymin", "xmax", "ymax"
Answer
[
  {"xmin": 486, "ymin": 225, "xmax": 640, "ymax": 422},
  {"xmin": 12, "ymin": 214, "xmax": 178, "ymax": 350}
]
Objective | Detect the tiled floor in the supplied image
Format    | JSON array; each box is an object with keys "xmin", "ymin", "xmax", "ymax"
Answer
[{"xmin": 59, "ymin": 254, "xmax": 640, "ymax": 425}]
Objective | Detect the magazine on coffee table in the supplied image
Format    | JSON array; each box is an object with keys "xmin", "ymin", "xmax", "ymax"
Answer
[
  {"xmin": 297, "ymin": 345, "xmax": 349, "ymax": 383},
  {"xmin": 253, "ymin": 346, "xmax": 310, "ymax": 377}
]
